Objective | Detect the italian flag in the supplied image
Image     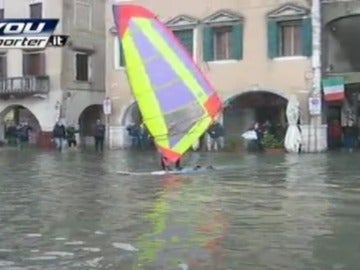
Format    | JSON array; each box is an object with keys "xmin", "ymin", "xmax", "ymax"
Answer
[{"xmin": 322, "ymin": 77, "xmax": 345, "ymax": 101}]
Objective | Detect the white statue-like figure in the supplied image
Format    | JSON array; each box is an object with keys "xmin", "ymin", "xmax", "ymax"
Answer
[{"xmin": 284, "ymin": 96, "xmax": 302, "ymax": 153}]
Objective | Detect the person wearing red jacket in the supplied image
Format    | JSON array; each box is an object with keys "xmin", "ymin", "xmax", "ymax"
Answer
[{"xmin": 328, "ymin": 120, "xmax": 342, "ymax": 149}]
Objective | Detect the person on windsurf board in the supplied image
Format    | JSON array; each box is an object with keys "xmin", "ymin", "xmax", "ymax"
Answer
[
  {"xmin": 160, "ymin": 155, "xmax": 182, "ymax": 171},
  {"xmin": 160, "ymin": 153, "xmax": 215, "ymax": 172}
]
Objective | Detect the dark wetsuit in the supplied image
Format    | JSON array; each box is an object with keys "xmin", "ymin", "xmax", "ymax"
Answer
[
  {"xmin": 160, "ymin": 156, "xmax": 182, "ymax": 170},
  {"xmin": 160, "ymin": 156, "xmax": 169, "ymax": 171}
]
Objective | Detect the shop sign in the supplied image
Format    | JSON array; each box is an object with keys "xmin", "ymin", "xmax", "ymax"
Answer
[{"xmin": 103, "ymin": 97, "xmax": 112, "ymax": 115}]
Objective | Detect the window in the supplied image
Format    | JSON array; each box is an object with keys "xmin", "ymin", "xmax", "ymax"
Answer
[
  {"xmin": 172, "ymin": 29, "xmax": 194, "ymax": 57},
  {"xmin": 213, "ymin": 26, "xmax": 232, "ymax": 60},
  {"xmin": 114, "ymin": 37, "xmax": 125, "ymax": 69},
  {"xmin": 23, "ymin": 51, "xmax": 46, "ymax": 76},
  {"xmin": 74, "ymin": 0, "xmax": 91, "ymax": 30},
  {"xmin": 203, "ymin": 23, "xmax": 243, "ymax": 62},
  {"xmin": 0, "ymin": 53, "xmax": 6, "ymax": 78},
  {"xmin": 30, "ymin": 3, "xmax": 42, "ymax": 18},
  {"xmin": 267, "ymin": 4, "xmax": 312, "ymax": 59},
  {"xmin": 279, "ymin": 21, "xmax": 302, "ymax": 56},
  {"xmin": 75, "ymin": 52, "xmax": 89, "ymax": 81},
  {"xmin": 0, "ymin": 0, "xmax": 4, "ymax": 19}
]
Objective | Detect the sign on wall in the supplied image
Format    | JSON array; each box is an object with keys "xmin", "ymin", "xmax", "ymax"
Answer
[
  {"xmin": 309, "ymin": 96, "xmax": 322, "ymax": 116},
  {"xmin": 103, "ymin": 97, "xmax": 112, "ymax": 115}
]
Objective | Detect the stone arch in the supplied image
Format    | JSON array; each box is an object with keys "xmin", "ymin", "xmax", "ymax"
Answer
[
  {"xmin": 78, "ymin": 104, "xmax": 103, "ymax": 144},
  {"xmin": 323, "ymin": 4, "xmax": 360, "ymax": 26},
  {"xmin": 223, "ymin": 88, "xmax": 293, "ymax": 106},
  {"xmin": 118, "ymin": 100, "xmax": 156, "ymax": 150},
  {"xmin": 0, "ymin": 104, "xmax": 42, "ymax": 144},
  {"xmin": 222, "ymin": 89, "xmax": 293, "ymax": 149},
  {"xmin": 323, "ymin": 14, "xmax": 360, "ymax": 73},
  {"xmin": 120, "ymin": 100, "xmax": 142, "ymax": 126}
]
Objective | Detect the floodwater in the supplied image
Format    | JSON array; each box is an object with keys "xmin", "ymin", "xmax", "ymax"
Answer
[{"xmin": 0, "ymin": 148, "xmax": 359, "ymax": 270}]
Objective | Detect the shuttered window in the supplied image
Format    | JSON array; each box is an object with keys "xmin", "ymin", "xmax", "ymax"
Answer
[
  {"xmin": 118, "ymin": 38, "xmax": 125, "ymax": 67},
  {"xmin": 203, "ymin": 22, "xmax": 243, "ymax": 62},
  {"xmin": 0, "ymin": 53, "xmax": 6, "ymax": 78},
  {"xmin": 214, "ymin": 26, "xmax": 232, "ymax": 60},
  {"xmin": 23, "ymin": 52, "xmax": 46, "ymax": 76},
  {"xmin": 173, "ymin": 29, "xmax": 194, "ymax": 57},
  {"xmin": 114, "ymin": 37, "xmax": 125, "ymax": 68},
  {"xmin": 279, "ymin": 21, "xmax": 302, "ymax": 56},
  {"xmin": 301, "ymin": 17, "xmax": 312, "ymax": 57},
  {"xmin": 75, "ymin": 52, "xmax": 89, "ymax": 81},
  {"xmin": 267, "ymin": 17, "xmax": 312, "ymax": 58},
  {"xmin": 30, "ymin": 3, "xmax": 42, "ymax": 19},
  {"xmin": 75, "ymin": 0, "xmax": 91, "ymax": 30}
]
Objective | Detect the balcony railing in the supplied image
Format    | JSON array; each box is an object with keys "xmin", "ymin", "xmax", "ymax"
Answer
[{"xmin": 0, "ymin": 76, "xmax": 50, "ymax": 97}]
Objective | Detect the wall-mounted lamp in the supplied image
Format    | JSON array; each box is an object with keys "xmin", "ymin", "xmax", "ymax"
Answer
[
  {"xmin": 109, "ymin": 26, "xmax": 117, "ymax": 35},
  {"xmin": 326, "ymin": 64, "xmax": 334, "ymax": 72},
  {"xmin": 55, "ymin": 101, "xmax": 61, "ymax": 110}
]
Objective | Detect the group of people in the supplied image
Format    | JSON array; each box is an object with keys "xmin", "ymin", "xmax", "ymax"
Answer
[
  {"xmin": 52, "ymin": 121, "xmax": 78, "ymax": 151},
  {"xmin": 5, "ymin": 121, "xmax": 32, "ymax": 149},
  {"xmin": 125, "ymin": 121, "xmax": 225, "ymax": 152},
  {"xmin": 328, "ymin": 119, "xmax": 359, "ymax": 151},
  {"xmin": 126, "ymin": 123, "xmax": 153, "ymax": 149},
  {"xmin": 244, "ymin": 122, "xmax": 265, "ymax": 152},
  {"xmin": 206, "ymin": 121, "xmax": 225, "ymax": 151},
  {"xmin": 52, "ymin": 119, "xmax": 106, "ymax": 153}
]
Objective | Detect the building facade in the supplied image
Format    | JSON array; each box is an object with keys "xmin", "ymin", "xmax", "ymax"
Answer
[
  {"xmin": 322, "ymin": 0, "xmax": 360, "ymax": 149},
  {"xmin": 106, "ymin": 0, "xmax": 326, "ymax": 150},
  {"xmin": 0, "ymin": 0, "xmax": 106, "ymax": 147}
]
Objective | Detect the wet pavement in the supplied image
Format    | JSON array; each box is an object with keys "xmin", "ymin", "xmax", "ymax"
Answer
[{"xmin": 0, "ymin": 148, "xmax": 359, "ymax": 270}]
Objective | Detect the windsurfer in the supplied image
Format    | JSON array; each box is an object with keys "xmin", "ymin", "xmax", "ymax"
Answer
[{"xmin": 160, "ymin": 155, "xmax": 182, "ymax": 171}]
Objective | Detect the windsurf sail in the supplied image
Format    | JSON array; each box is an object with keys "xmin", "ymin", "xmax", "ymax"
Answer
[{"xmin": 112, "ymin": 4, "xmax": 222, "ymax": 163}]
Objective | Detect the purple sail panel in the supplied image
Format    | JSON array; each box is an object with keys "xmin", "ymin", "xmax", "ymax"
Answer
[
  {"xmin": 151, "ymin": 20, "xmax": 214, "ymax": 96},
  {"xmin": 129, "ymin": 20, "xmax": 197, "ymax": 113},
  {"xmin": 155, "ymin": 81, "xmax": 195, "ymax": 113},
  {"xmin": 169, "ymin": 133, "xmax": 183, "ymax": 148},
  {"xmin": 145, "ymin": 56, "xmax": 178, "ymax": 92}
]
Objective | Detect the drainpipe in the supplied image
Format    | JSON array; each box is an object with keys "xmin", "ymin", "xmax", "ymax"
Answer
[{"xmin": 310, "ymin": 0, "xmax": 322, "ymax": 152}]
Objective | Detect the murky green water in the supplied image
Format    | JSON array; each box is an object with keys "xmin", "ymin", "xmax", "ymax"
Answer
[{"xmin": 0, "ymin": 148, "xmax": 359, "ymax": 270}]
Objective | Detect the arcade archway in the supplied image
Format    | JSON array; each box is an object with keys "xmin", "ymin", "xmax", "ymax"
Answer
[
  {"xmin": 223, "ymin": 91, "xmax": 288, "ymax": 149},
  {"xmin": 121, "ymin": 101, "xmax": 142, "ymax": 126},
  {"xmin": 0, "ymin": 105, "xmax": 41, "ymax": 144},
  {"xmin": 78, "ymin": 104, "xmax": 103, "ymax": 145},
  {"xmin": 120, "ymin": 102, "xmax": 155, "ymax": 150},
  {"xmin": 324, "ymin": 15, "xmax": 360, "ymax": 73}
]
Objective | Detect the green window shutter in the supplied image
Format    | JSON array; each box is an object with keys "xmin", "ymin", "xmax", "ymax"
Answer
[
  {"xmin": 119, "ymin": 38, "xmax": 125, "ymax": 67},
  {"xmin": 173, "ymin": 29, "xmax": 194, "ymax": 57},
  {"xmin": 202, "ymin": 26, "xmax": 214, "ymax": 61},
  {"xmin": 267, "ymin": 19, "xmax": 279, "ymax": 59},
  {"xmin": 301, "ymin": 17, "xmax": 312, "ymax": 57},
  {"xmin": 231, "ymin": 22, "xmax": 243, "ymax": 60}
]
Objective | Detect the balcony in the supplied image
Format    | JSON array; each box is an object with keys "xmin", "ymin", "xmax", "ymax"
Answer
[{"xmin": 0, "ymin": 76, "xmax": 50, "ymax": 98}]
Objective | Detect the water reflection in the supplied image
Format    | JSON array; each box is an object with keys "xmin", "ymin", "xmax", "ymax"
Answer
[
  {"xmin": 134, "ymin": 173, "xmax": 229, "ymax": 269},
  {"xmin": 0, "ymin": 149, "xmax": 359, "ymax": 269},
  {"xmin": 311, "ymin": 152, "xmax": 360, "ymax": 270}
]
